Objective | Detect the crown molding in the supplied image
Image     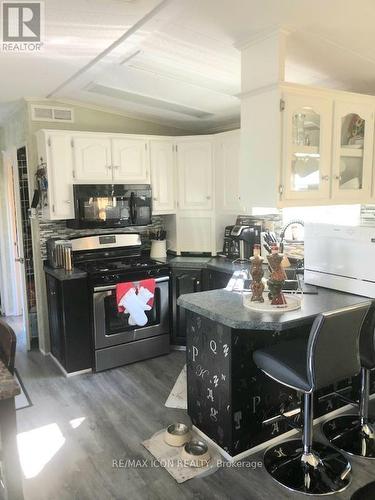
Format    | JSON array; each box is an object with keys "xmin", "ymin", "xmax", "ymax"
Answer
[{"xmin": 234, "ymin": 26, "xmax": 291, "ymax": 51}]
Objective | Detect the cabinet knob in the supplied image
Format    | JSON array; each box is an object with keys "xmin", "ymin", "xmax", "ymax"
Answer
[
  {"xmin": 153, "ymin": 197, "xmax": 158, "ymax": 201},
  {"xmin": 206, "ymin": 196, "xmax": 211, "ymax": 200},
  {"xmin": 321, "ymin": 175, "xmax": 329, "ymax": 181},
  {"xmin": 65, "ymin": 200, "xmax": 71, "ymax": 204},
  {"xmin": 335, "ymin": 175, "xmax": 342, "ymax": 181}
]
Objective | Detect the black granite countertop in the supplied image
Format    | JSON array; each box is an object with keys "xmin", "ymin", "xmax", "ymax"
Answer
[
  {"xmin": 44, "ymin": 265, "xmax": 88, "ymax": 281},
  {"xmin": 0, "ymin": 361, "xmax": 20, "ymax": 400},
  {"xmin": 177, "ymin": 288, "xmax": 371, "ymax": 330}
]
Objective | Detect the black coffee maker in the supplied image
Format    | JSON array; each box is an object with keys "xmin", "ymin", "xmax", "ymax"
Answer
[{"xmin": 222, "ymin": 225, "xmax": 261, "ymax": 260}]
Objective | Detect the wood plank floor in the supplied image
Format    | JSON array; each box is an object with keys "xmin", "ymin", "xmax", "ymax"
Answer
[{"xmin": 7, "ymin": 317, "xmax": 375, "ymax": 500}]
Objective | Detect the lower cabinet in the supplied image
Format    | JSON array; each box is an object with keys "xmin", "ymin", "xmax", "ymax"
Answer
[
  {"xmin": 46, "ymin": 273, "xmax": 92, "ymax": 373},
  {"xmin": 171, "ymin": 268, "xmax": 205, "ymax": 346},
  {"xmin": 206, "ymin": 269, "xmax": 231, "ymax": 290}
]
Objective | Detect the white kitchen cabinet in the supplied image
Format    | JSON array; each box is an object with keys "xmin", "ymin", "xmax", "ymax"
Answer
[
  {"xmin": 112, "ymin": 137, "xmax": 149, "ymax": 183},
  {"xmin": 177, "ymin": 139, "xmax": 213, "ymax": 210},
  {"xmin": 215, "ymin": 130, "xmax": 242, "ymax": 212},
  {"xmin": 177, "ymin": 214, "xmax": 214, "ymax": 253},
  {"xmin": 149, "ymin": 139, "xmax": 176, "ymax": 214},
  {"xmin": 36, "ymin": 131, "xmax": 74, "ymax": 220},
  {"xmin": 282, "ymin": 93, "xmax": 333, "ymax": 202},
  {"xmin": 72, "ymin": 135, "xmax": 112, "ymax": 182},
  {"xmin": 331, "ymin": 101, "xmax": 374, "ymax": 202}
]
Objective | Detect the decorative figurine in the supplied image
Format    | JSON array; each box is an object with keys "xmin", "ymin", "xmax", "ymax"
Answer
[
  {"xmin": 250, "ymin": 244, "xmax": 264, "ymax": 302},
  {"xmin": 267, "ymin": 245, "xmax": 287, "ymax": 306}
]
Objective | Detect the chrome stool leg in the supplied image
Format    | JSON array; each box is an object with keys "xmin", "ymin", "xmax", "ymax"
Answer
[
  {"xmin": 264, "ymin": 393, "xmax": 352, "ymax": 495},
  {"xmin": 322, "ymin": 368, "xmax": 375, "ymax": 459}
]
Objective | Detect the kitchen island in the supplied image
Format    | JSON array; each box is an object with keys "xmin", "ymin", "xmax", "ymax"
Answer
[{"xmin": 178, "ymin": 288, "xmax": 374, "ymax": 457}]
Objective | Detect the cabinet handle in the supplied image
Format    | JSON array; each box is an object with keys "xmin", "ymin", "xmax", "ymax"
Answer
[
  {"xmin": 153, "ymin": 197, "xmax": 158, "ymax": 201},
  {"xmin": 206, "ymin": 196, "xmax": 211, "ymax": 200},
  {"xmin": 335, "ymin": 175, "xmax": 342, "ymax": 181},
  {"xmin": 321, "ymin": 175, "xmax": 329, "ymax": 181},
  {"xmin": 106, "ymin": 165, "xmax": 112, "ymax": 170},
  {"xmin": 65, "ymin": 200, "xmax": 71, "ymax": 204}
]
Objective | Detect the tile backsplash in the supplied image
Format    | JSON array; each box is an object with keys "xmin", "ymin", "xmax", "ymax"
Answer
[{"xmin": 38, "ymin": 215, "xmax": 165, "ymax": 260}]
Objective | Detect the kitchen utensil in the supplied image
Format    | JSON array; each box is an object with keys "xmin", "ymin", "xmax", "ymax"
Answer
[
  {"xmin": 164, "ymin": 423, "xmax": 191, "ymax": 447},
  {"xmin": 180, "ymin": 439, "xmax": 211, "ymax": 467}
]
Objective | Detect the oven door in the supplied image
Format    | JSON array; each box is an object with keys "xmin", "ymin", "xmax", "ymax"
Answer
[{"xmin": 93, "ymin": 276, "xmax": 170, "ymax": 349}]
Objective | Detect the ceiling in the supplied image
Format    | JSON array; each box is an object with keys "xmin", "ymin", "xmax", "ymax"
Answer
[{"xmin": 2, "ymin": 0, "xmax": 375, "ymax": 132}]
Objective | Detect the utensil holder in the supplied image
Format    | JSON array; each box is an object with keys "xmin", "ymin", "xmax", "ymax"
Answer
[{"xmin": 150, "ymin": 239, "xmax": 167, "ymax": 259}]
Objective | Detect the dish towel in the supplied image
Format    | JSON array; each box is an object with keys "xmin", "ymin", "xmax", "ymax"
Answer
[{"xmin": 116, "ymin": 279, "xmax": 155, "ymax": 327}]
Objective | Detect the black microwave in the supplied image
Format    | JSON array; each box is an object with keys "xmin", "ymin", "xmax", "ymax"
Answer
[{"xmin": 67, "ymin": 184, "xmax": 152, "ymax": 229}]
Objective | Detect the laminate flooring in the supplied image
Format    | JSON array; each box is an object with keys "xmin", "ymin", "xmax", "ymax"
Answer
[{"xmin": 6, "ymin": 316, "xmax": 375, "ymax": 500}]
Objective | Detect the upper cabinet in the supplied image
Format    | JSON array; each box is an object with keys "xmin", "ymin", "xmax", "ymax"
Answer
[
  {"xmin": 72, "ymin": 134, "xmax": 150, "ymax": 184},
  {"xmin": 36, "ymin": 130, "xmax": 75, "ymax": 220},
  {"xmin": 72, "ymin": 136, "xmax": 113, "ymax": 182},
  {"xmin": 150, "ymin": 139, "xmax": 176, "ymax": 214},
  {"xmin": 331, "ymin": 101, "xmax": 374, "ymax": 201},
  {"xmin": 112, "ymin": 138, "xmax": 149, "ymax": 183},
  {"xmin": 177, "ymin": 139, "xmax": 213, "ymax": 210},
  {"xmin": 282, "ymin": 93, "xmax": 333, "ymax": 202},
  {"xmin": 215, "ymin": 130, "xmax": 242, "ymax": 212}
]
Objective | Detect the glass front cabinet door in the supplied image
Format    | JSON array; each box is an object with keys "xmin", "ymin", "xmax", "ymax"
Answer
[
  {"xmin": 282, "ymin": 93, "xmax": 333, "ymax": 202},
  {"xmin": 332, "ymin": 101, "xmax": 374, "ymax": 201}
]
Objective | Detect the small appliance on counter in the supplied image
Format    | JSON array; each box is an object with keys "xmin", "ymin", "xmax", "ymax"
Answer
[{"xmin": 304, "ymin": 223, "xmax": 375, "ymax": 297}]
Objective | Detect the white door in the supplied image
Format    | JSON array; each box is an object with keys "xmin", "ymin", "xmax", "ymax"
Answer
[
  {"xmin": 216, "ymin": 131, "xmax": 242, "ymax": 212},
  {"xmin": 282, "ymin": 93, "xmax": 333, "ymax": 202},
  {"xmin": 177, "ymin": 140, "xmax": 213, "ymax": 210},
  {"xmin": 332, "ymin": 101, "xmax": 374, "ymax": 202},
  {"xmin": 72, "ymin": 136, "xmax": 112, "ymax": 182},
  {"xmin": 112, "ymin": 138, "xmax": 149, "ymax": 183},
  {"xmin": 9, "ymin": 149, "xmax": 32, "ymax": 350},
  {"xmin": 150, "ymin": 140, "xmax": 175, "ymax": 214},
  {"xmin": 46, "ymin": 134, "xmax": 74, "ymax": 219}
]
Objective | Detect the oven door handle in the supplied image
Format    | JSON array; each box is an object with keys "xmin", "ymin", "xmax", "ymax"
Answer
[{"xmin": 93, "ymin": 276, "xmax": 169, "ymax": 292}]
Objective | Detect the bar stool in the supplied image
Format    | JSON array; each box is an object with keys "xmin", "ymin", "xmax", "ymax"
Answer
[
  {"xmin": 253, "ymin": 302, "xmax": 370, "ymax": 496},
  {"xmin": 322, "ymin": 305, "xmax": 375, "ymax": 459}
]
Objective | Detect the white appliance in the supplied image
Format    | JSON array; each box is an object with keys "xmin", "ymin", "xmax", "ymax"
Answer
[{"xmin": 304, "ymin": 222, "xmax": 375, "ymax": 298}]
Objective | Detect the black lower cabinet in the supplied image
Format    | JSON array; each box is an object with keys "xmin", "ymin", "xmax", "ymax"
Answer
[
  {"xmin": 206, "ymin": 269, "xmax": 231, "ymax": 290},
  {"xmin": 171, "ymin": 268, "xmax": 205, "ymax": 346},
  {"xmin": 46, "ymin": 273, "xmax": 92, "ymax": 373}
]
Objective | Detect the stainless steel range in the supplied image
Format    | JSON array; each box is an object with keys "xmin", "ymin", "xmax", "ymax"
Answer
[{"xmin": 71, "ymin": 233, "xmax": 170, "ymax": 372}]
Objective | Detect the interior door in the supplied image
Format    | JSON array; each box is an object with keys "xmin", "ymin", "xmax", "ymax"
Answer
[
  {"xmin": 150, "ymin": 139, "xmax": 175, "ymax": 214},
  {"xmin": 10, "ymin": 149, "xmax": 31, "ymax": 350},
  {"xmin": 282, "ymin": 93, "xmax": 333, "ymax": 202},
  {"xmin": 177, "ymin": 140, "xmax": 213, "ymax": 210},
  {"xmin": 332, "ymin": 101, "xmax": 374, "ymax": 201},
  {"xmin": 111, "ymin": 138, "xmax": 149, "ymax": 183},
  {"xmin": 72, "ymin": 136, "xmax": 112, "ymax": 182}
]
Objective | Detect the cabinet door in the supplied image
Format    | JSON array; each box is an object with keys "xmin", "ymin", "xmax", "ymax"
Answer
[
  {"xmin": 72, "ymin": 136, "xmax": 112, "ymax": 182},
  {"xmin": 177, "ymin": 140, "xmax": 213, "ymax": 210},
  {"xmin": 112, "ymin": 138, "xmax": 149, "ymax": 183},
  {"xmin": 282, "ymin": 93, "xmax": 332, "ymax": 202},
  {"xmin": 172, "ymin": 269, "xmax": 202, "ymax": 345},
  {"xmin": 38, "ymin": 132, "xmax": 74, "ymax": 220},
  {"xmin": 216, "ymin": 131, "xmax": 242, "ymax": 211},
  {"xmin": 46, "ymin": 275, "xmax": 65, "ymax": 365},
  {"xmin": 332, "ymin": 101, "xmax": 374, "ymax": 201},
  {"xmin": 178, "ymin": 215, "xmax": 213, "ymax": 253},
  {"xmin": 150, "ymin": 140, "xmax": 176, "ymax": 214}
]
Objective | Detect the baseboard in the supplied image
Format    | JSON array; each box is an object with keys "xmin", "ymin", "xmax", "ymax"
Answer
[
  {"xmin": 193, "ymin": 394, "xmax": 375, "ymax": 463},
  {"xmin": 48, "ymin": 353, "xmax": 92, "ymax": 377}
]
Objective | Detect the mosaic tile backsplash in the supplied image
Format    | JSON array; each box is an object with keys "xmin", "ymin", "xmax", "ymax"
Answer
[{"xmin": 38, "ymin": 215, "xmax": 165, "ymax": 261}]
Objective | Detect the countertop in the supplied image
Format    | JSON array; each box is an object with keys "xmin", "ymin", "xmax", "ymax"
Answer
[
  {"xmin": 0, "ymin": 361, "xmax": 20, "ymax": 401},
  {"xmin": 177, "ymin": 287, "xmax": 371, "ymax": 330},
  {"xmin": 44, "ymin": 265, "xmax": 88, "ymax": 281}
]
